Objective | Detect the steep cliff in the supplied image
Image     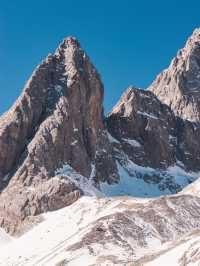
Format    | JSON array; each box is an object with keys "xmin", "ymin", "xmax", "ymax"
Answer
[{"xmin": 0, "ymin": 37, "xmax": 118, "ymax": 234}]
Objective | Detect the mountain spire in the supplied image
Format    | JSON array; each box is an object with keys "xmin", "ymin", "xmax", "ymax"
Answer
[{"xmin": 0, "ymin": 37, "xmax": 118, "ymax": 234}]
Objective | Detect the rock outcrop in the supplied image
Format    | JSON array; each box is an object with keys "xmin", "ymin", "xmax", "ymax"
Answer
[{"xmin": 149, "ymin": 28, "xmax": 200, "ymax": 122}]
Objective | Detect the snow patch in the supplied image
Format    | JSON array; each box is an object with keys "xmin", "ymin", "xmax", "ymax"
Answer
[
  {"xmin": 55, "ymin": 164, "xmax": 102, "ymax": 197},
  {"xmin": 70, "ymin": 140, "xmax": 78, "ymax": 146},
  {"xmin": 100, "ymin": 156, "xmax": 200, "ymax": 197},
  {"xmin": 55, "ymin": 85, "xmax": 63, "ymax": 95},
  {"xmin": 167, "ymin": 165, "xmax": 200, "ymax": 186},
  {"xmin": 100, "ymin": 161, "xmax": 171, "ymax": 197},
  {"xmin": 90, "ymin": 163, "xmax": 96, "ymax": 179},
  {"xmin": 0, "ymin": 229, "xmax": 13, "ymax": 248},
  {"xmin": 2, "ymin": 174, "xmax": 10, "ymax": 182},
  {"xmin": 146, "ymin": 234, "xmax": 200, "ymax": 266},
  {"xmin": 122, "ymin": 138, "xmax": 142, "ymax": 147},
  {"xmin": 137, "ymin": 111, "xmax": 158, "ymax": 120},
  {"xmin": 107, "ymin": 131, "xmax": 120, "ymax": 144}
]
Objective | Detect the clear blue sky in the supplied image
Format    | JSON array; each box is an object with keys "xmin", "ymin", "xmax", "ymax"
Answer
[{"xmin": 0, "ymin": 0, "xmax": 199, "ymax": 114}]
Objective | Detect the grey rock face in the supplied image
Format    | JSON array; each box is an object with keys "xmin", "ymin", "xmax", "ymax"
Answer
[
  {"xmin": 107, "ymin": 87, "xmax": 177, "ymax": 169},
  {"xmin": 149, "ymin": 28, "xmax": 200, "ymax": 122},
  {"xmin": 106, "ymin": 86, "xmax": 200, "ymax": 195},
  {"xmin": 0, "ymin": 37, "xmax": 117, "ymax": 234},
  {"xmin": 0, "ymin": 37, "xmax": 104, "ymax": 183},
  {"xmin": 107, "ymin": 87, "xmax": 200, "ymax": 172}
]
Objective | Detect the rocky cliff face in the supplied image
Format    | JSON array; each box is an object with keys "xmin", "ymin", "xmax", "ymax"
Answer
[
  {"xmin": 107, "ymin": 87, "xmax": 177, "ymax": 169},
  {"xmin": 104, "ymin": 86, "xmax": 200, "ymax": 196},
  {"xmin": 0, "ymin": 37, "xmax": 118, "ymax": 234},
  {"xmin": 101, "ymin": 28, "xmax": 200, "ymax": 198},
  {"xmin": 0, "ymin": 37, "xmax": 107, "ymax": 183},
  {"xmin": 149, "ymin": 28, "xmax": 200, "ymax": 122}
]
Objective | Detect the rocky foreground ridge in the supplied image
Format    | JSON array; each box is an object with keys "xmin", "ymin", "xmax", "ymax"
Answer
[
  {"xmin": 1, "ymin": 28, "xmax": 200, "ymax": 266},
  {"xmin": 1, "ymin": 194, "xmax": 200, "ymax": 266}
]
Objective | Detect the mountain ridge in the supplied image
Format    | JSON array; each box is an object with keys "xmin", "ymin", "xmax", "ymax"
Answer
[{"xmin": 1, "ymin": 28, "xmax": 200, "ymax": 266}]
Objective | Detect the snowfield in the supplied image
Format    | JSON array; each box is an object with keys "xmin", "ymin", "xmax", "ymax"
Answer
[
  {"xmin": 1, "ymin": 157, "xmax": 200, "ymax": 265},
  {"xmin": 0, "ymin": 196, "xmax": 151, "ymax": 266},
  {"xmin": 1, "ymin": 192, "xmax": 200, "ymax": 266},
  {"xmin": 145, "ymin": 230, "xmax": 200, "ymax": 266},
  {"xmin": 0, "ymin": 229, "xmax": 12, "ymax": 248},
  {"xmin": 55, "ymin": 164, "xmax": 102, "ymax": 197},
  {"xmin": 100, "ymin": 161, "xmax": 172, "ymax": 197},
  {"xmin": 100, "ymin": 158, "xmax": 200, "ymax": 197},
  {"xmin": 1, "ymin": 161, "xmax": 200, "ymax": 265}
]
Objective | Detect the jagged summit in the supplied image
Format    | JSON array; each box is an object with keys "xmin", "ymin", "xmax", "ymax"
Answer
[
  {"xmin": 56, "ymin": 37, "xmax": 81, "ymax": 56},
  {"xmin": 63, "ymin": 36, "xmax": 81, "ymax": 48},
  {"xmin": 186, "ymin": 27, "xmax": 200, "ymax": 45},
  {"xmin": 149, "ymin": 28, "xmax": 200, "ymax": 122}
]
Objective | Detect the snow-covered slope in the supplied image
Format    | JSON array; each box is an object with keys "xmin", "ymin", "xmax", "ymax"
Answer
[
  {"xmin": 0, "ymin": 196, "xmax": 143, "ymax": 266},
  {"xmin": 0, "ymin": 229, "xmax": 12, "ymax": 248},
  {"xmin": 55, "ymin": 164, "xmax": 102, "ymax": 196},
  {"xmin": 181, "ymin": 177, "xmax": 200, "ymax": 196},
  {"xmin": 2, "ymin": 193, "xmax": 200, "ymax": 266},
  {"xmin": 144, "ymin": 230, "xmax": 200, "ymax": 266},
  {"xmin": 100, "ymin": 146, "xmax": 200, "ymax": 197}
]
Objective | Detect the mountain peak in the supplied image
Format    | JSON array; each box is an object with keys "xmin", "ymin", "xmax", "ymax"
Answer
[
  {"xmin": 59, "ymin": 36, "xmax": 81, "ymax": 50},
  {"xmin": 55, "ymin": 36, "xmax": 81, "ymax": 60},
  {"xmin": 179, "ymin": 27, "xmax": 200, "ymax": 57},
  {"xmin": 0, "ymin": 35, "xmax": 119, "ymax": 234},
  {"xmin": 63, "ymin": 36, "xmax": 80, "ymax": 48},
  {"xmin": 189, "ymin": 27, "xmax": 200, "ymax": 41},
  {"xmin": 149, "ymin": 28, "xmax": 200, "ymax": 122}
]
